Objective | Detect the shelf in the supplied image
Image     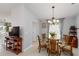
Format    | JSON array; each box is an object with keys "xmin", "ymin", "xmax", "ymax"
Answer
[
  {"xmin": 5, "ymin": 36, "xmax": 22, "ymax": 55},
  {"xmin": 69, "ymin": 26, "xmax": 78, "ymax": 48},
  {"xmin": 8, "ymin": 43, "xmax": 13, "ymax": 45}
]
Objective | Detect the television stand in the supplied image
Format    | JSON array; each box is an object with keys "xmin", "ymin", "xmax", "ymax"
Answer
[{"xmin": 5, "ymin": 36, "xmax": 22, "ymax": 55}]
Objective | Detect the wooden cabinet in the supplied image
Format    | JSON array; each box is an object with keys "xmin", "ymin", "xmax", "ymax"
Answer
[
  {"xmin": 69, "ymin": 36, "xmax": 78, "ymax": 48},
  {"xmin": 5, "ymin": 36, "xmax": 22, "ymax": 55},
  {"xmin": 69, "ymin": 26, "xmax": 78, "ymax": 48}
]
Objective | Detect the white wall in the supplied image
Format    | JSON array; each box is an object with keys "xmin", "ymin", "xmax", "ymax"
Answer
[
  {"xmin": 0, "ymin": 13, "xmax": 11, "ymax": 22},
  {"xmin": 11, "ymin": 4, "xmax": 39, "ymax": 50},
  {"xmin": 62, "ymin": 17, "xmax": 76, "ymax": 35}
]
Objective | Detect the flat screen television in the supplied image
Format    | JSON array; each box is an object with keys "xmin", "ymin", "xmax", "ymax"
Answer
[{"xmin": 9, "ymin": 26, "xmax": 20, "ymax": 37}]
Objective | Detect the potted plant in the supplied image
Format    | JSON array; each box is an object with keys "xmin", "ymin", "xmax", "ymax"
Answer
[
  {"xmin": 50, "ymin": 32, "xmax": 56, "ymax": 39},
  {"xmin": 4, "ymin": 22, "xmax": 11, "ymax": 32}
]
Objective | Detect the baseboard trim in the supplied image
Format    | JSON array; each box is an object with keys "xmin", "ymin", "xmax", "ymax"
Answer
[{"xmin": 23, "ymin": 45, "xmax": 32, "ymax": 52}]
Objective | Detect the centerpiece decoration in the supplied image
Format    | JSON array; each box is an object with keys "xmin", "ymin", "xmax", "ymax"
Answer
[{"xmin": 50, "ymin": 32, "xmax": 56, "ymax": 39}]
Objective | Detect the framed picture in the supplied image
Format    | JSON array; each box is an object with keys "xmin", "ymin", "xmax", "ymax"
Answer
[{"xmin": 42, "ymin": 23, "xmax": 46, "ymax": 28}]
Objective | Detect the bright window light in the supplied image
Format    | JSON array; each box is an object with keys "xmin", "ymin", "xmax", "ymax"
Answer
[{"xmin": 49, "ymin": 23, "xmax": 60, "ymax": 39}]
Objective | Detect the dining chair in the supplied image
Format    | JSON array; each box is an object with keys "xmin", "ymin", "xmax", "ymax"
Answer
[
  {"xmin": 37, "ymin": 35, "xmax": 46, "ymax": 53},
  {"xmin": 63, "ymin": 35, "xmax": 69, "ymax": 45},
  {"xmin": 61, "ymin": 44, "xmax": 73, "ymax": 56},
  {"xmin": 41, "ymin": 33, "xmax": 46, "ymax": 39},
  {"xmin": 47, "ymin": 39, "xmax": 60, "ymax": 56},
  {"xmin": 61, "ymin": 35, "xmax": 73, "ymax": 56}
]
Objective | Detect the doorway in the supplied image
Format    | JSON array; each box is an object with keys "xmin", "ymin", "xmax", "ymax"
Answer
[{"xmin": 32, "ymin": 21, "xmax": 39, "ymax": 42}]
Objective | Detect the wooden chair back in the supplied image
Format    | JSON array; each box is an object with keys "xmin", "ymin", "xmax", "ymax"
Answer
[
  {"xmin": 37, "ymin": 35, "xmax": 41, "ymax": 46},
  {"xmin": 62, "ymin": 35, "xmax": 73, "ymax": 55},
  {"xmin": 37, "ymin": 35, "xmax": 46, "ymax": 53},
  {"xmin": 49, "ymin": 39, "xmax": 58, "ymax": 51},
  {"xmin": 63, "ymin": 35, "xmax": 69, "ymax": 45},
  {"xmin": 41, "ymin": 33, "xmax": 46, "ymax": 39}
]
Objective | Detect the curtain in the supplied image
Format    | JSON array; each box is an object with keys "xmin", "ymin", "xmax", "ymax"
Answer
[{"xmin": 60, "ymin": 19, "xmax": 64, "ymax": 40}]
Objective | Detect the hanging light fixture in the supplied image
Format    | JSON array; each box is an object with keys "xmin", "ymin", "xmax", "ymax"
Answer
[{"xmin": 48, "ymin": 6, "xmax": 60, "ymax": 24}]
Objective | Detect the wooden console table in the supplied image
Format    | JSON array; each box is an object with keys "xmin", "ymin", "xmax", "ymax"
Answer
[{"xmin": 5, "ymin": 36, "xmax": 22, "ymax": 55}]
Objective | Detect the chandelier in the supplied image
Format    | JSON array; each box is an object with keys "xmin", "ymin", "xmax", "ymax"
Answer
[{"xmin": 48, "ymin": 6, "xmax": 59, "ymax": 25}]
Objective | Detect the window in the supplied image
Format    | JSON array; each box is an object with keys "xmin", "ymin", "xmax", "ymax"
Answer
[{"xmin": 49, "ymin": 23, "xmax": 60, "ymax": 39}]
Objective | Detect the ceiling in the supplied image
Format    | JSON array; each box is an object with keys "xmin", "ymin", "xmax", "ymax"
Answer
[
  {"xmin": 25, "ymin": 3, "xmax": 79, "ymax": 20},
  {"xmin": 0, "ymin": 3, "xmax": 22, "ymax": 14},
  {"xmin": 0, "ymin": 3, "xmax": 79, "ymax": 20}
]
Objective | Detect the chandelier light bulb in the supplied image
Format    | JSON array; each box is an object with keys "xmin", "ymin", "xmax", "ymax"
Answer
[
  {"xmin": 56, "ymin": 19, "xmax": 59, "ymax": 23},
  {"xmin": 48, "ymin": 20, "xmax": 52, "ymax": 24},
  {"xmin": 53, "ymin": 19, "xmax": 56, "ymax": 23}
]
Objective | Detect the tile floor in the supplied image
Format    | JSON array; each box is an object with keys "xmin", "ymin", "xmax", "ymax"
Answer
[{"xmin": 0, "ymin": 41, "xmax": 79, "ymax": 56}]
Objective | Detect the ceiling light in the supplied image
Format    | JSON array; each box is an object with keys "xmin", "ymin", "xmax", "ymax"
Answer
[
  {"xmin": 48, "ymin": 20, "xmax": 52, "ymax": 24},
  {"xmin": 53, "ymin": 19, "xmax": 56, "ymax": 23},
  {"xmin": 56, "ymin": 19, "xmax": 59, "ymax": 23},
  {"xmin": 48, "ymin": 6, "xmax": 60, "ymax": 25}
]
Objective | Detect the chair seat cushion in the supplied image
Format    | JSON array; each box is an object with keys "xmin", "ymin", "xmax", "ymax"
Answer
[
  {"xmin": 40, "ymin": 41, "xmax": 46, "ymax": 47},
  {"xmin": 63, "ymin": 45, "xmax": 71, "ymax": 50}
]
